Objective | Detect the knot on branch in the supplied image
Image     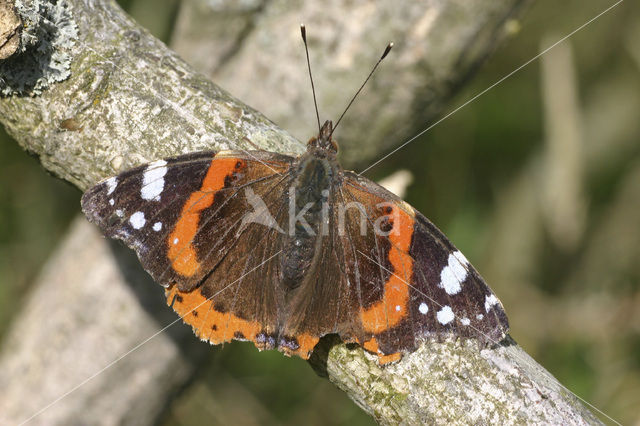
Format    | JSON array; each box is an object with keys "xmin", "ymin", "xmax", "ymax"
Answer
[{"xmin": 0, "ymin": 0, "xmax": 78, "ymax": 96}]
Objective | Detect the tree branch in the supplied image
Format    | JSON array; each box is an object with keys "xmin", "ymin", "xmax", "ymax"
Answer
[
  {"xmin": 0, "ymin": 0, "xmax": 302, "ymax": 191},
  {"xmin": 0, "ymin": 0, "xmax": 603, "ymax": 424}
]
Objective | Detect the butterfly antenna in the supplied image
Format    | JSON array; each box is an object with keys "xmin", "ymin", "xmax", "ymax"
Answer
[
  {"xmin": 300, "ymin": 24, "xmax": 322, "ymax": 134},
  {"xmin": 330, "ymin": 42, "xmax": 393, "ymax": 138}
]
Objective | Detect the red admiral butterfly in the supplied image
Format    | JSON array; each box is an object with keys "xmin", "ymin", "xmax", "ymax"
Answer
[{"xmin": 81, "ymin": 26, "xmax": 508, "ymax": 364}]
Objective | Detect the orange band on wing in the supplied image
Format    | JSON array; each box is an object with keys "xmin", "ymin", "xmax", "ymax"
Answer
[
  {"xmin": 362, "ymin": 337, "xmax": 402, "ymax": 364},
  {"xmin": 282, "ymin": 334, "xmax": 320, "ymax": 360},
  {"xmin": 168, "ymin": 157, "xmax": 244, "ymax": 277},
  {"xmin": 360, "ymin": 205, "xmax": 414, "ymax": 334},
  {"xmin": 167, "ymin": 285, "xmax": 319, "ymax": 359},
  {"xmin": 166, "ymin": 285, "xmax": 262, "ymax": 344}
]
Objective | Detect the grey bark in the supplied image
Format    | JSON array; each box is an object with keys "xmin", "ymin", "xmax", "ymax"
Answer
[
  {"xmin": 0, "ymin": 217, "xmax": 208, "ymax": 425},
  {"xmin": 0, "ymin": 0, "xmax": 603, "ymax": 424},
  {"xmin": 171, "ymin": 0, "xmax": 529, "ymax": 168}
]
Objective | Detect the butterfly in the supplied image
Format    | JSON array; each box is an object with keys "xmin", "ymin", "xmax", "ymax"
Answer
[{"xmin": 81, "ymin": 26, "xmax": 508, "ymax": 365}]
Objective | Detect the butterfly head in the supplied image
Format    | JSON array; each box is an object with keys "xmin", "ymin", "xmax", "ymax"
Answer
[{"xmin": 307, "ymin": 119, "xmax": 338, "ymax": 153}]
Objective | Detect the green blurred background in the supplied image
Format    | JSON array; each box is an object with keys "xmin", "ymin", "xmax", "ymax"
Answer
[{"xmin": 1, "ymin": 0, "xmax": 639, "ymax": 424}]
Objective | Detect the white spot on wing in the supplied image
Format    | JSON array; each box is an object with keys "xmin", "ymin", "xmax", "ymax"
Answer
[
  {"xmin": 437, "ymin": 306, "xmax": 454, "ymax": 325},
  {"xmin": 173, "ymin": 237, "xmax": 179, "ymax": 245},
  {"xmin": 485, "ymin": 294, "xmax": 499, "ymax": 312},
  {"xmin": 439, "ymin": 250, "xmax": 469, "ymax": 295},
  {"xmin": 395, "ymin": 305, "xmax": 401, "ymax": 312},
  {"xmin": 460, "ymin": 317, "xmax": 470, "ymax": 326},
  {"xmin": 153, "ymin": 222, "xmax": 162, "ymax": 231},
  {"xmin": 141, "ymin": 160, "xmax": 168, "ymax": 201},
  {"xmin": 109, "ymin": 198, "xmax": 115, "ymax": 206},
  {"xmin": 115, "ymin": 209, "xmax": 124, "ymax": 217},
  {"xmin": 476, "ymin": 314, "xmax": 484, "ymax": 320},
  {"xmin": 105, "ymin": 177, "xmax": 117, "ymax": 195},
  {"xmin": 452, "ymin": 250, "xmax": 468, "ymax": 265},
  {"xmin": 129, "ymin": 211, "xmax": 146, "ymax": 229},
  {"xmin": 418, "ymin": 303, "xmax": 428, "ymax": 314}
]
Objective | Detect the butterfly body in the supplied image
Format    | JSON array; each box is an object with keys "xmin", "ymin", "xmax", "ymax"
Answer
[
  {"xmin": 283, "ymin": 121, "xmax": 339, "ymax": 287},
  {"xmin": 82, "ymin": 120, "xmax": 508, "ymax": 364}
]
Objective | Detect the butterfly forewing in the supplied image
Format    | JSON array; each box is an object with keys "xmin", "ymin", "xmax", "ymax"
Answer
[
  {"xmin": 82, "ymin": 150, "xmax": 296, "ymax": 349},
  {"xmin": 168, "ymin": 173, "xmax": 292, "ymax": 349},
  {"xmin": 339, "ymin": 172, "xmax": 509, "ymax": 359}
]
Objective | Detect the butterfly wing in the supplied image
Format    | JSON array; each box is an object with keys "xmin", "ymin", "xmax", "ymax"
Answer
[
  {"xmin": 334, "ymin": 171, "xmax": 509, "ymax": 362},
  {"xmin": 82, "ymin": 150, "xmax": 294, "ymax": 349}
]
